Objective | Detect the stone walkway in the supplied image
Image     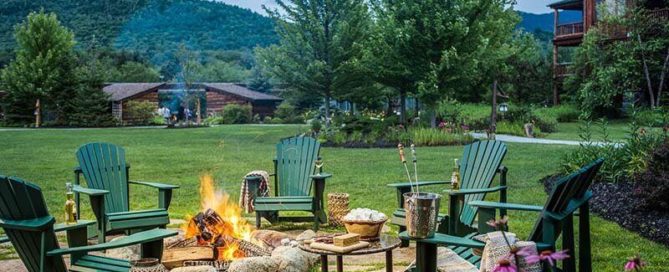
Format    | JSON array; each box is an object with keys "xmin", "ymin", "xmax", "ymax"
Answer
[{"xmin": 470, "ymin": 132, "xmax": 616, "ymax": 146}]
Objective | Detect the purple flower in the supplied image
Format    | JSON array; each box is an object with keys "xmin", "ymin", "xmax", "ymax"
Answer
[
  {"xmin": 492, "ymin": 259, "xmax": 517, "ymax": 272},
  {"xmin": 520, "ymin": 249, "xmax": 569, "ymax": 266},
  {"xmin": 625, "ymin": 255, "xmax": 646, "ymax": 271},
  {"xmin": 486, "ymin": 216, "xmax": 508, "ymax": 229}
]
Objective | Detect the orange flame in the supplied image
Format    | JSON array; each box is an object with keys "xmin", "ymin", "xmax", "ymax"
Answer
[{"xmin": 182, "ymin": 175, "xmax": 254, "ymax": 261}]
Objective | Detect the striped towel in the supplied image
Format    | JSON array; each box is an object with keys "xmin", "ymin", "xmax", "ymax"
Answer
[{"xmin": 239, "ymin": 170, "xmax": 271, "ymax": 213}]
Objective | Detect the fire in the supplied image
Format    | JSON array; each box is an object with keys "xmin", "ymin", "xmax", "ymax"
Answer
[{"xmin": 183, "ymin": 175, "xmax": 254, "ymax": 261}]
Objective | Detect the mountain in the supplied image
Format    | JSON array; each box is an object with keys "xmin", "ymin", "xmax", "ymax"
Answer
[
  {"xmin": 0, "ymin": 0, "xmax": 278, "ymax": 61},
  {"xmin": 517, "ymin": 11, "xmax": 583, "ymax": 33}
]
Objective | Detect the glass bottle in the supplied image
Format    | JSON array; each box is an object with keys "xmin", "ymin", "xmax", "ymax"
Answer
[
  {"xmin": 451, "ymin": 159, "xmax": 461, "ymax": 190},
  {"xmin": 64, "ymin": 182, "xmax": 77, "ymax": 224}
]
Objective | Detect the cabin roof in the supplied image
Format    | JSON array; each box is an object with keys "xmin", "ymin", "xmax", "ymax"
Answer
[{"xmin": 103, "ymin": 82, "xmax": 282, "ymax": 102}]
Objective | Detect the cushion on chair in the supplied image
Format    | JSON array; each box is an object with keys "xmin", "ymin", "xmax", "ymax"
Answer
[
  {"xmin": 437, "ymin": 247, "xmax": 479, "ymax": 272},
  {"xmin": 106, "ymin": 209, "xmax": 169, "ymax": 230}
]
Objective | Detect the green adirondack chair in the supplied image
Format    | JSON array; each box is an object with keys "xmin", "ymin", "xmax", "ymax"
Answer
[
  {"xmin": 389, "ymin": 140, "xmax": 508, "ymax": 245},
  {"xmin": 74, "ymin": 142, "xmax": 179, "ymax": 244},
  {"xmin": 401, "ymin": 158, "xmax": 603, "ymax": 272},
  {"xmin": 0, "ymin": 175, "xmax": 178, "ymax": 272},
  {"xmin": 247, "ymin": 136, "xmax": 331, "ymax": 231}
]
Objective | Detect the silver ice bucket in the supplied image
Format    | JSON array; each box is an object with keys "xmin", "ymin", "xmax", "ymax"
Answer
[{"xmin": 404, "ymin": 192, "xmax": 441, "ymax": 239}]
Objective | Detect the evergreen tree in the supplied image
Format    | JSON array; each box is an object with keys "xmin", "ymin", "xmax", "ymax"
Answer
[
  {"xmin": 0, "ymin": 10, "xmax": 77, "ymax": 126},
  {"xmin": 364, "ymin": 0, "xmax": 517, "ymax": 125},
  {"xmin": 247, "ymin": 66, "xmax": 273, "ymax": 93},
  {"xmin": 68, "ymin": 60, "xmax": 117, "ymax": 127},
  {"xmin": 257, "ymin": 0, "xmax": 372, "ymax": 128}
]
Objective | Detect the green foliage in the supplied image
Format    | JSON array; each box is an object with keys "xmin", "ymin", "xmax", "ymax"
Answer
[
  {"xmin": 203, "ymin": 116, "xmax": 225, "ymax": 125},
  {"xmin": 310, "ymin": 120, "xmax": 322, "ymax": 132},
  {"xmin": 274, "ymin": 102, "xmax": 304, "ymax": 124},
  {"xmin": 0, "ymin": 0, "xmax": 278, "ymax": 60},
  {"xmin": 410, "ymin": 128, "xmax": 475, "ymax": 146},
  {"xmin": 124, "ymin": 100, "xmax": 156, "ymax": 125},
  {"xmin": 533, "ymin": 105, "xmax": 580, "ymax": 123},
  {"xmin": 67, "ymin": 59, "xmax": 117, "ymax": 127},
  {"xmin": 1, "ymin": 10, "xmax": 77, "ymax": 125},
  {"xmin": 258, "ymin": 0, "xmax": 372, "ymax": 127},
  {"xmin": 496, "ymin": 31, "xmax": 553, "ymax": 104},
  {"xmin": 561, "ymin": 114, "xmax": 668, "ymax": 182},
  {"xmin": 107, "ymin": 61, "xmax": 161, "ymax": 82},
  {"xmin": 220, "ymin": 104, "xmax": 252, "ymax": 124},
  {"xmin": 635, "ymin": 108, "xmax": 669, "ymax": 127}
]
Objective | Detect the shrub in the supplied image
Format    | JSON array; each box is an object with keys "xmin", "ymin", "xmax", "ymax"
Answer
[
  {"xmin": 532, "ymin": 111, "xmax": 558, "ymax": 133},
  {"xmin": 634, "ymin": 141, "xmax": 669, "ymax": 211},
  {"xmin": 204, "ymin": 116, "xmax": 225, "ymax": 125},
  {"xmin": 533, "ymin": 105, "xmax": 580, "ymax": 123},
  {"xmin": 411, "ymin": 128, "xmax": 474, "ymax": 146},
  {"xmin": 274, "ymin": 102, "xmax": 305, "ymax": 124},
  {"xmin": 495, "ymin": 121, "xmax": 530, "ymax": 137},
  {"xmin": 635, "ymin": 108, "xmax": 667, "ymax": 127},
  {"xmin": 124, "ymin": 101, "xmax": 156, "ymax": 125},
  {"xmin": 311, "ymin": 120, "xmax": 322, "ymax": 132},
  {"xmin": 221, "ymin": 104, "xmax": 252, "ymax": 124},
  {"xmin": 457, "ymin": 104, "xmax": 490, "ymax": 130},
  {"xmin": 561, "ymin": 118, "xmax": 667, "ymax": 182}
]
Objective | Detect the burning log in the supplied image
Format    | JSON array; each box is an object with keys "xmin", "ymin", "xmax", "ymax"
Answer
[
  {"xmin": 215, "ymin": 235, "xmax": 271, "ymax": 259},
  {"xmin": 191, "ymin": 208, "xmax": 224, "ymax": 244}
]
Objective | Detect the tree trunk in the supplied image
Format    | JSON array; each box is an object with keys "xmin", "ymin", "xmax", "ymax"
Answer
[
  {"xmin": 35, "ymin": 98, "xmax": 41, "ymax": 128},
  {"xmin": 657, "ymin": 48, "xmax": 669, "ymax": 107},
  {"xmin": 400, "ymin": 90, "xmax": 406, "ymax": 126},
  {"xmin": 430, "ymin": 109, "xmax": 437, "ymax": 128},
  {"xmin": 324, "ymin": 96, "xmax": 331, "ymax": 129},
  {"xmin": 638, "ymin": 35, "xmax": 656, "ymax": 108}
]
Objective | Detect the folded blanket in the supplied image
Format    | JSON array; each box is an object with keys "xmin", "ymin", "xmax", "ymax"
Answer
[
  {"xmin": 239, "ymin": 171, "xmax": 271, "ymax": 213},
  {"xmin": 477, "ymin": 231, "xmax": 542, "ymax": 272}
]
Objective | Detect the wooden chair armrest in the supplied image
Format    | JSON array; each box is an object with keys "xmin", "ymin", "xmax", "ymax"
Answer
[
  {"xmin": 469, "ymin": 201, "xmax": 543, "ymax": 212},
  {"xmin": 129, "ymin": 180, "xmax": 179, "ymax": 190},
  {"xmin": 444, "ymin": 186, "xmax": 507, "ymax": 196},
  {"xmin": 399, "ymin": 232, "xmax": 485, "ymax": 248},
  {"xmin": 310, "ymin": 173, "xmax": 333, "ymax": 180},
  {"xmin": 47, "ymin": 229, "xmax": 178, "ymax": 257},
  {"xmin": 387, "ymin": 181, "xmax": 450, "ymax": 188},
  {"xmin": 0, "ymin": 216, "xmax": 55, "ymax": 231},
  {"xmin": 72, "ymin": 185, "xmax": 108, "ymax": 196}
]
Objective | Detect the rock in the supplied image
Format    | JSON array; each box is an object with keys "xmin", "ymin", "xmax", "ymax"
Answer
[
  {"xmin": 105, "ymin": 237, "xmax": 140, "ymax": 260},
  {"xmin": 170, "ymin": 266, "xmax": 217, "ymax": 272},
  {"xmin": 227, "ymin": 256, "xmax": 279, "ymax": 272},
  {"xmin": 251, "ymin": 230, "xmax": 295, "ymax": 249},
  {"xmin": 271, "ymin": 246, "xmax": 319, "ymax": 272},
  {"xmin": 295, "ymin": 230, "xmax": 316, "ymax": 242}
]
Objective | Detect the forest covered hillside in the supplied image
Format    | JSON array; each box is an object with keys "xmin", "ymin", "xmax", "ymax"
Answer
[{"xmin": 0, "ymin": 0, "xmax": 278, "ymax": 64}]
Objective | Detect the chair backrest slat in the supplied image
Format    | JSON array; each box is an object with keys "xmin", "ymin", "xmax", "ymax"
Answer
[
  {"xmin": 276, "ymin": 136, "xmax": 320, "ymax": 197},
  {"xmin": 529, "ymin": 159, "xmax": 603, "ymax": 241},
  {"xmin": 459, "ymin": 140, "xmax": 508, "ymax": 226},
  {"xmin": 76, "ymin": 143, "xmax": 130, "ymax": 214},
  {"xmin": 0, "ymin": 176, "xmax": 67, "ymax": 272}
]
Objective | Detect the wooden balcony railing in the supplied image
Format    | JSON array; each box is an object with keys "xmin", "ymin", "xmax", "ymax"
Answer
[
  {"xmin": 649, "ymin": 8, "xmax": 669, "ymax": 24},
  {"xmin": 554, "ymin": 63, "xmax": 573, "ymax": 77},
  {"xmin": 556, "ymin": 22, "xmax": 584, "ymax": 37}
]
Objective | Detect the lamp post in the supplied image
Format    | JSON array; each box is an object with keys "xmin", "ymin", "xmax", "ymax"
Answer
[{"xmin": 489, "ymin": 80, "xmax": 509, "ymax": 140}]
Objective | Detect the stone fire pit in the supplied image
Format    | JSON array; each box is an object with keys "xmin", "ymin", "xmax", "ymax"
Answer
[{"xmin": 105, "ymin": 230, "xmax": 319, "ymax": 272}]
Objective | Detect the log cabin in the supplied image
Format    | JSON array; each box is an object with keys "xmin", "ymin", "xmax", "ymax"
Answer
[
  {"xmin": 103, "ymin": 83, "xmax": 282, "ymax": 122},
  {"xmin": 549, "ymin": 0, "xmax": 669, "ymax": 105}
]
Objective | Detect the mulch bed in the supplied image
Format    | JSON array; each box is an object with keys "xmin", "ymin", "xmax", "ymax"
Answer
[{"xmin": 541, "ymin": 175, "xmax": 669, "ymax": 246}]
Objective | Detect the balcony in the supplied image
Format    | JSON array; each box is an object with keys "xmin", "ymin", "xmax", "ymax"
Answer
[
  {"xmin": 554, "ymin": 63, "xmax": 573, "ymax": 78},
  {"xmin": 649, "ymin": 8, "xmax": 669, "ymax": 23},
  {"xmin": 556, "ymin": 22, "xmax": 584, "ymax": 37}
]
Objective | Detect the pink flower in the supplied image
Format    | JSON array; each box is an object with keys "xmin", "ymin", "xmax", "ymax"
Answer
[
  {"xmin": 438, "ymin": 121, "xmax": 446, "ymax": 129},
  {"xmin": 492, "ymin": 259, "xmax": 517, "ymax": 272},
  {"xmin": 625, "ymin": 255, "xmax": 646, "ymax": 271},
  {"xmin": 486, "ymin": 216, "xmax": 509, "ymax": 229},
  {"xmin": 520, "ymin": 249, "xmax": 569, "ymax": 266}
]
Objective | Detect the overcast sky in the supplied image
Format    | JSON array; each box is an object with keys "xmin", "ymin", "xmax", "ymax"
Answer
[{"xmin": 216, "ymin": 0, "xmax": 554, "ymax": 15}]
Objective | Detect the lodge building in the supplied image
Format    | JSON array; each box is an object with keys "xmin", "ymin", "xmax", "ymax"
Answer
[
  {"xmin": 103, "ymin": 83, "xmax": 282, "ymax": 122},
  {"xmin": 549, "ymin": 0, "xmax": 668, "ymax": 105}
]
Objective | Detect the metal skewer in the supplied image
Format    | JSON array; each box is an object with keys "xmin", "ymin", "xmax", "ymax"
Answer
[
  {"xmin": 398, "ymin": 143, "xmax": 415, "ymax": 193},
  {"xmin": 410, "ymin": 144, "xmax": 419, "ymax": 194}
]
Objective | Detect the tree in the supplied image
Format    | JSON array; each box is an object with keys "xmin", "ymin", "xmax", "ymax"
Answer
[
  {"xmin": 566, "ymin": 2, "xmax": 669, "ymax": 113},
  {"xmin": 112, "ymin": 61, "xmax": 161, "ymax": 82},
  {"xmin": 68, "ymin": 60, "xmax": 117, "ymax": 127},
  {"xmin": 1, "ymin": 10, "xmax": 77, "ymax": 126},
  {"xmin": 257, "ymin": 0, "xmax": 372, "ymax": 128},
  {"xmin": 364, "ymin": 0, "xmax": 518, "ymax": 126}
]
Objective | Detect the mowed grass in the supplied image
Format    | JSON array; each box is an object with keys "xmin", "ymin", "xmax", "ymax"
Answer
[{"xmin": 0, "ymin": 125, "xmax": 667, "ymax": 270}]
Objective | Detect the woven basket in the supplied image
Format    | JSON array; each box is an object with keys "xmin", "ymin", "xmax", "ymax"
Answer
[{"xmin": 328, "ymin": 193, "xmax": 350, "ymax": 227}]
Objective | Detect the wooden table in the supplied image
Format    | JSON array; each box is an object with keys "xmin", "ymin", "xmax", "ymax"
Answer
[{"xmin": 299, "ymin": 234, "xmax": 401, "ymax": 272}]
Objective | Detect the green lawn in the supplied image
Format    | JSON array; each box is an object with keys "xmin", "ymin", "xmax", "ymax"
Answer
[
  {"xmin": 544, "ymin": 121, "xmax": 633, "ymax": 141},
  {"xmin": 0, "ymin": 125, "xmax": 667, "ymax": 270}
]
